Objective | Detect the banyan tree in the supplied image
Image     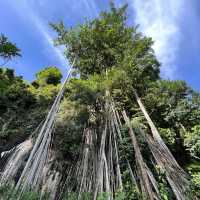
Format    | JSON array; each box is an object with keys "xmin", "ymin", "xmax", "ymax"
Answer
[{"xmin": 0, "ymin": 3, "xmax": 198, "ymax": 200}]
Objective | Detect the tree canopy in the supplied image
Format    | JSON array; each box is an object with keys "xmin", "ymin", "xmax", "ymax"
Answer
[
  {"xmin": 51, "ymin": 3, "xmax": 159, "ymax": 84},
  {"xmin": 0, "ymin": 2, "xmax": 200, "ymax": 199},
  {"xmin": 35, "ymin": 66, "xmax": 63, "ymax": 86},
  {"xmin": 0, "ymin": 34, "xmax": 21, "ymax": 66},
  {"xmin": 51, "ymin": 3, "xmax": 200, "ymax": 198}
]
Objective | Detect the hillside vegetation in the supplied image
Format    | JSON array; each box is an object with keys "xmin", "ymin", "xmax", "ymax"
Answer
[{"xmin": 0, "ymin": 3, "xmax": 200, "ymax": 200}]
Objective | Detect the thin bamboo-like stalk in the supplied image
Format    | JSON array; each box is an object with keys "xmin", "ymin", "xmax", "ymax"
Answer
[
  {"xmin": 110, "ymin": 100, "xmax": 141, "ymax": 192},
  {"xmin": 14, "ymin": 61, "xmax": 75, "ymax": 199},
  {"xmin": 133, "ymin": 90, "xmax": 189, "ymax": 200},
  {"xmin": 122, "ymin": 110, "xmax": 155, "ymax": 200}
]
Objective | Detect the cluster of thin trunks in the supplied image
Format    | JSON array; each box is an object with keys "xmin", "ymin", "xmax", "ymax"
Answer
[{"xmin": 0, "ymin": 63, "xmax": 193, "ymax": 200}]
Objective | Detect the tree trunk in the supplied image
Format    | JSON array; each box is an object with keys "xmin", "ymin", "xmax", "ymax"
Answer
[
  {"xmin": 122, "ymin": 110, "xmax": 155, "ymax": 200},
  {"xmin": 133, "ymin": 90, "xmax": 189, "ymax": 200},
  {"xmin": 133, "ymin": 90, "xmax": 182, "ymax": 167}
]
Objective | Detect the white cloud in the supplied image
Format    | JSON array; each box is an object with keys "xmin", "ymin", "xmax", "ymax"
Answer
[
  {"xmin": 6, "ymin": 0, "xmax": 68, "ymax": 71},
  {"xmin": 130, "ymin": 0, "xmax": 184, "ymax": 78},
  {"xmin": 30, "ymin": 16, "xmax": 68, "ymax": 69},
  {"xmin": 82, "ymin": 0, "xmax": 98, "ymax": 17}
]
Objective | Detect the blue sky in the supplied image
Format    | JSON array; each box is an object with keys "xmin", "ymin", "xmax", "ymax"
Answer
[{"xmin": 0, "ymin": 0, "xmax": 199, "ymax": 90}]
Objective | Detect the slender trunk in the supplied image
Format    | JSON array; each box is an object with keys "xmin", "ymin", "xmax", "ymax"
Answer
[
  {"xmin": 133, "ymin": 90, "xmax": 183, "ymax": 169},
  {"xmin": 122, "ymin": 110, "xmax": 154, "ymax": 200},
  {"xmin": 110, "ymin": 101, "xmax": 140, "ymax": 191},
  {"xmin": 14, "ymin": 61, "xmax": 74, "ymax": 197},
  {"xmin": 174, "ymin": 125, "xmax": 186, "ymax": 165},
  {"xmin": 133, "ymin": 90, "xmax": 189, "ymax": 200},
  {"xmin": 93, "ymin": 121, "xmax": 108, "ymax": 200},
  {"xmin": 103, "ymin": 152, "xmax": 111, "ymax": 200}
]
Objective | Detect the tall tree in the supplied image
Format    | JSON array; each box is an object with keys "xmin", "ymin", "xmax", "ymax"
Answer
[
  {"xmin": 0, "ymin": 34, "xmax": 21, "ymax": 66},
  {"xmin": 51, "ymin": 2, "xmax": 159, "ymax": 86}
]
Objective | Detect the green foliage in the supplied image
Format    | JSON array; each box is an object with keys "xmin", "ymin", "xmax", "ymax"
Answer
[
  {"xmin": 51, "ymin": 3, "xmax": 160, "ymax": 95},
  {"xmin": 186, "ymin": 161, "xmax": 200, "ymax": 199},
  {"xmin": 1, "ymin": 2, "xmax": 200, "ymax": 199},
  {"xmin": 0, "ymin": 68, "xmax": 35, "ymax": 110},
  {"xmin": 62, "ymin": 192, "xmax": 78, "ymax": 200},
  {"xmin": 61, "ymin": 192, "xmax": 110, "ymax": 200},
  {"xmin": 0, "ymin": 67, "xmax": 59, "ymax": 154},
  {"xmin": 159, "ymin": 128, "xmax": 176, "ymax": 149},
  {"xmin": 35, "ymin": 66, "xmax": 62, "ymax": 86},
  {"xmin": 0, "ymin": 34, "xmax": 21, "ymax": 66},
  {"xmin": 114, "ymin": 190, "xmax": 126, "ymax": 200},
  {"xmin": 97, "ymin": 192, "xmax": 109, "ymax": 200},
  {"xmin": 143, "ymin": 80, "xmax": 190, "ymax": 126},
  {"xmin": 0, "ymin": 184, "xmax": 49, "ymax": 200},
  {"xmin": 0, "ymin": 184, "xmax": 13, "ymax": 199},
  {"xmin": 141, "ymin": 79, "xmax": 200, "ymax": 164},
  {"xmin": 29, "ymin": 67, "xmax": 63, "ymax": 105},
  {"xmin": 120, "ymin": 169, "xmax": 141, "ymax": 200},
  {"xmin": 118, "ymin": 126, "xmax": 134, "ymax": 164},
  {"xmin": 121, "ymin": 182, "xmax": 139, "ymax": 200},
  {"xmin": 0, "ymin": 68, "xmax": 37, "ymax": 140},
  {"xmin": 190, "ymin": 172, "xmax": 200, "ymax": 198},
  {"xmin": 51, "ymin": 4, "xmax": 131, "ymax": 76},
  {"xmin": 30, "ymin": 83, "xmax": 60, "ymax": 105},
  {"xmin": 66, "ymin": 76, "xmax": 105, "ymax": 106},
  {"xmin": 184, "ymin": 125, "xmax": 200, "ymax": 158},
  {"xmin": 186, "ymin": 160, "xmax": 200, "ymax": 174},
  {"xmin": 156, "ymin": 166, "xmax": 173, "ymax": 200},
  {"xmin": 55, "ymin": 99, "xmax": 89, "ymax": 160}
]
